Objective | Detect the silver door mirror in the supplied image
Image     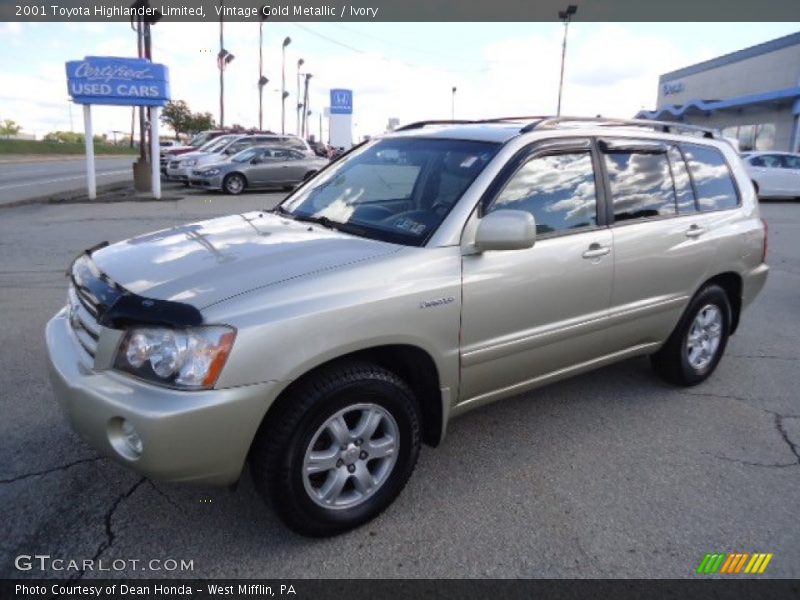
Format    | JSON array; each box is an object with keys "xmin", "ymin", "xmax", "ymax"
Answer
[{"xmin": 474, "ymin": 209, "xmax": 536, "ymax": 252}]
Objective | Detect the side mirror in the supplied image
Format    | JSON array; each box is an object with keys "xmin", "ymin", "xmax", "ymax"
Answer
[{"xmin": 474, "ymin": 209, "xmax": 537, "ymax": 252}]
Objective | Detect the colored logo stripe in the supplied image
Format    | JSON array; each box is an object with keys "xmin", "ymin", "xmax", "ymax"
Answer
[{"xmin": 697, "ymin": 552, "xmax": 773, "ymax": 574}]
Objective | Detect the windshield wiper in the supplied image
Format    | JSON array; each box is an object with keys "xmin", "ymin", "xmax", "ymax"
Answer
[
  {"xmin": 291, "ymin": 213, "xmax": 338, "ymax": 230},
  {"xmin": 272, "ymin": 206, "xmax": 368, "ymax": 237}
]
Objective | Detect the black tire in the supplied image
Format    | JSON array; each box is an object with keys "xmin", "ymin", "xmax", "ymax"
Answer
[
  {"xmin": 223, "ymin": 173, "xmax": 246, "ymax": 195},
  {"xmin": 249, "ymin": 361, "xmax": 421, "ymax": 537},
  {"xmin": 651, "ymin": 284, "xmax": 731, "ymax": 386}
]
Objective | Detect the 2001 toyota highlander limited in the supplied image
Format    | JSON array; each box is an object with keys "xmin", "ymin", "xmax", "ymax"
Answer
[{"xmin": 47, "ymin": 117, "xmax": 768, "ymax": 536}]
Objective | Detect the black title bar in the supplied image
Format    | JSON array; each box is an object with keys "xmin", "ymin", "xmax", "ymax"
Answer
[{"xmin": 3, "ymin": 0, "xmax": 800, "ymax": 21}]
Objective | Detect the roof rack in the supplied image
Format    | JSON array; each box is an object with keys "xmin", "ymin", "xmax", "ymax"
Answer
[
  {"xmin": 523, "ymin": 116, "xmax": 718, "ymax": 138},
  {"xmin": 395, "ymin": 116, "xmax": 549, "ymax": 132},
  {"xmin": 395, "ymin": 120, "xmax": 479, "ymax": 131}
]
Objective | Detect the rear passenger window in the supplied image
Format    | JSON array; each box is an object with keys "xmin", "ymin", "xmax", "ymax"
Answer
[
  {"xmin": 668, "ymin": 146, "xmax": 697, "ymax": 214},
  {"xmin": 490, "ymin": 152, "xmax": 597, "ymax": 235},
  {"xmin": 604, "ymin": 151, "xmax": 677, "ymax": 222},
  {"xmin": 682, "ymin": 144, "xmax": 739, "ymax": 211}
]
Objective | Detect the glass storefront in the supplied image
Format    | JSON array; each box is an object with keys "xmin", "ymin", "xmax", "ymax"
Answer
[{"xmin": 720, "ymin": 123, "xmax": 776, "ymax": 151}]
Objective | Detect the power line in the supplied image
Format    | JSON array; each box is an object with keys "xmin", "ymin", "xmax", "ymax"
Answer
[
  {"xmin": 290, "ymin": 23, "xmax": 490, "ymax": 74},
  {"xmin": 330, "ymin": 23, "xmax": 488, "ymax": 64}
]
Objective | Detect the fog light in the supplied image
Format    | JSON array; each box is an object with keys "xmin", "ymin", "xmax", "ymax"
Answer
[{"xmin": 120, "ymin": 419, "xmax": 143, "ymax": 456}]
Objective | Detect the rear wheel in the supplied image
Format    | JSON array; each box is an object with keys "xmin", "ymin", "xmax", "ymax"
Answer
[
  {"xmin": 223, "ymin": 173, "xmax": 246, "ymax": 195},
  {"xmin": 250, "ymin": 361, "xmax": 421, "ymax": 537},
  {"xmin": 651, "ymin": 284, "xmax": 731, "ymax": 386}
]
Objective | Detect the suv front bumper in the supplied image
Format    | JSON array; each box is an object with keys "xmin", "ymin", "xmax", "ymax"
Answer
[{"xmin": 45, "ymin": 310, "xmax": 278, "ymax": 485}]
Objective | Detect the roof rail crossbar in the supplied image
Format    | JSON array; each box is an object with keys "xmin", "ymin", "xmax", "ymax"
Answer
[
  {"xmin": 526, "ymin": 116, "xmax": 718, "ymax": 138},
  {"xmin": 396, "ymin": 116, "xmax": 548, "ymax": 132},
  {"xmin": 395, "ymin": 119, "xmax": 479, "ymax": 131}
]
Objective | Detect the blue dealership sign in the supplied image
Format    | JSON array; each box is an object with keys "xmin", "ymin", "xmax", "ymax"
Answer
[
  {"xmin": 330, "ymin": 89, "xmax": 353, "ymax": 115},
  {"xmin": 66, "ymin": 56, "xmax": 170, "ymax": 107}
]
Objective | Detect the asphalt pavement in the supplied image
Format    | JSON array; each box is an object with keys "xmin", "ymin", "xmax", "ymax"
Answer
[
  {"xmin": 0, "ymin": 156, "xmax": 134, "ymax": 206},
  {"xmin": 0, "ymin": 193, "xmax": 798, "ymax": 579}
]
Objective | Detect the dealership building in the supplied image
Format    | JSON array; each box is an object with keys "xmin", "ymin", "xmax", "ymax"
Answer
[{"xmin": 637, "ymin": 32, "xmax": 800, "ymax": 152}]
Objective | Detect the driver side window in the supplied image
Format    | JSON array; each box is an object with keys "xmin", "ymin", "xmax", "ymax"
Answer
[{"xmin": 489, "ymin": 151, "xmax": 598, "ymax": 235}]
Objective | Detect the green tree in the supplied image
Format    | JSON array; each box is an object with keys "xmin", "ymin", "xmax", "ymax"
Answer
[
  {"xmin": 161, "ymin": 100, "xmax": 191, "ymax": 139},
  {"xmin": 184, "ymin": 111, "xmax": 215, "ymax": 135},
  {"xmin": 43, "ymin": 131, "xmax": 84, "ymax": 144},
  {"xmin": 161, "ymin": 100, "xmax": 215, "ymax": 138},
  {"xmin": 0, "ymin": 119, "xmax": 22, "ymax": 138}
]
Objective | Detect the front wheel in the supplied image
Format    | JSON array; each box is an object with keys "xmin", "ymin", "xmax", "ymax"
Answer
[
  {"xmin": 651, "ymin": 284, "xmax": 731, "ymax": 386},
  {"xmin": 223, "ymin": 173, "xmax": 246, "ymax": 195},
  {"xmin": 250, "ymin": 361, "xmax": 421, "ymax": 536}
]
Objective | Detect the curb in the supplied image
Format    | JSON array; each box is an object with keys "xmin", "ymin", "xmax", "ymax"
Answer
[
  {"xmin": 0, "ymin": 154, "xmax": 139, "ymax": 165},
  {"xmin": 0, "ymin": 182, "xmax": 189, "ymax": 209},
  {"xmin": 0, "ymin": 182, "xmax": 132, "ymax": 209},
  {"xmin": 0, "ymin": 154, "xmax": 137, "ymax": 164}
]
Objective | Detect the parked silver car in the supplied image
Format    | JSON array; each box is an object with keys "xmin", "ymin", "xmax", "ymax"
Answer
[
  {"xmin": 46, "ymin": 117, "xmax": 768, "ymax": 537},
  {"xmin": 189, "ymin": 146, "xmax": 329, "ymax": 194}
]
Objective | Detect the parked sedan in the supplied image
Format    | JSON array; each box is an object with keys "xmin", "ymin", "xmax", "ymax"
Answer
[
  {"xmin": 189, "ymin": 146, "xmax": 329, "ymax": 194},
  {"xmin": 742, "ymin": 151, "xmax": 800, "ymax": 199}
]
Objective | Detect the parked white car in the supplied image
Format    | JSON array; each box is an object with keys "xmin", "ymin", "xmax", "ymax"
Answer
[{"xmin": 742, "ymin": 151, "xmax": 800, "ymax": 199}]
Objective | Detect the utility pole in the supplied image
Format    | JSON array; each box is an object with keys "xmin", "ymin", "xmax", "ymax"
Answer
[
  {"xmin": 556, "ymin": 4, "xmax": 577, "ymax": 117},
  {"xmin": 451, "ymin": 86, "xmax": 457, "ymax": 120},
  {"xmin": 136, "ymin": 16, "xmax": 145, "ymax": 162}
]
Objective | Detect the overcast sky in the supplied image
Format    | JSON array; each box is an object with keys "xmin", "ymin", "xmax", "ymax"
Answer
[{"xmin": 1, "ymin": 22, "xmax": 798, "ymax": 141}]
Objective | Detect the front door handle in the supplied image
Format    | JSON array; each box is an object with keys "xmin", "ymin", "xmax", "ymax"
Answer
[
  {"xmin": 582, "ymin": 243, "xmax": 611, "ymax": 259},
  {"xmin": 686, "ymin": 224, "xmax": 707, "ymax": 238}
]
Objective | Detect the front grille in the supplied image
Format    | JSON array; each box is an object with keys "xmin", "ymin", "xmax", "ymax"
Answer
[
  {"xmin": 67, "ymin": 285, "xmax": 100, "ymax": 359},
  {"xmin": 67, "ymin": 254, "xmax": 125, "ymax": 363}
]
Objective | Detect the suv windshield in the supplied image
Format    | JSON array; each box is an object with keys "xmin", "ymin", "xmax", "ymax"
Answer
[{"xmin": 280, "ymin": 137, "xmax": 499, "ymax": 246}]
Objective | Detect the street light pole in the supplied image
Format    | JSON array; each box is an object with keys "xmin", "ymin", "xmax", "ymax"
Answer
[
  {"xmin": 258, "ymin": 8, "xmax": 268, "ymax": 130},
  {"xmin": 451, "ymin": 86, "xmax": 457, "ymax": 120},
  {"xmin": 301, "ymin": 73, "xmax": 312, "ymax": 138},
  {"xmin": 217, "ymin": 2, "xmax": 234, "ymax": 129},
  {"xmin": 281, "ymin": 36, "xmax": 291, "ymax": 135},
  {"xmin": 219, "ymin": 0, "xmax": 224, "ymax": 127},
  {"xmin": 556, "ymin": 4, "xmax": 577, "ymax": 117},
  {"xmin": 296, "ymin": 58, "xmax": 304, "ymax": 135}
]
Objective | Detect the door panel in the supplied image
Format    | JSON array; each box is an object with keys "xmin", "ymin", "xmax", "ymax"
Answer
[
  {"xmin": 460, "ymin": 230, "xmax": 613, "ymax": 404},
  {"xmin": 458, "ymin": 143, "xmax": 613, "ymax": 406},
  {"xmin": 606, "ymin": 216, "xmax": 712, "ymax": 351}
]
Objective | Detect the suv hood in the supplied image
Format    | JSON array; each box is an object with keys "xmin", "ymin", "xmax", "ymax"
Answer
[{"xmin": 90, "ymin": 212, "xmax": 400, "ymax": 309}]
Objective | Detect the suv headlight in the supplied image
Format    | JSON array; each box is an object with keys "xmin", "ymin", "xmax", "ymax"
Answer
[
  {"xmin": 202, "ymin": 168, "xmax": 220, "ymax": 176},
  {"xmin": 114, "ymin": 326, "xmax": 236, "ymax": 390}
]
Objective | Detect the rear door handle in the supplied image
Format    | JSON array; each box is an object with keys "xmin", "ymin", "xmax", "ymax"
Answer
[
  {"xmin": 582, "ymin": 244, "xmax": 611, "ymax": 259},
  {"xmin": 686, "ymin": 225, "xmax": 707, "ymax": 238}
]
